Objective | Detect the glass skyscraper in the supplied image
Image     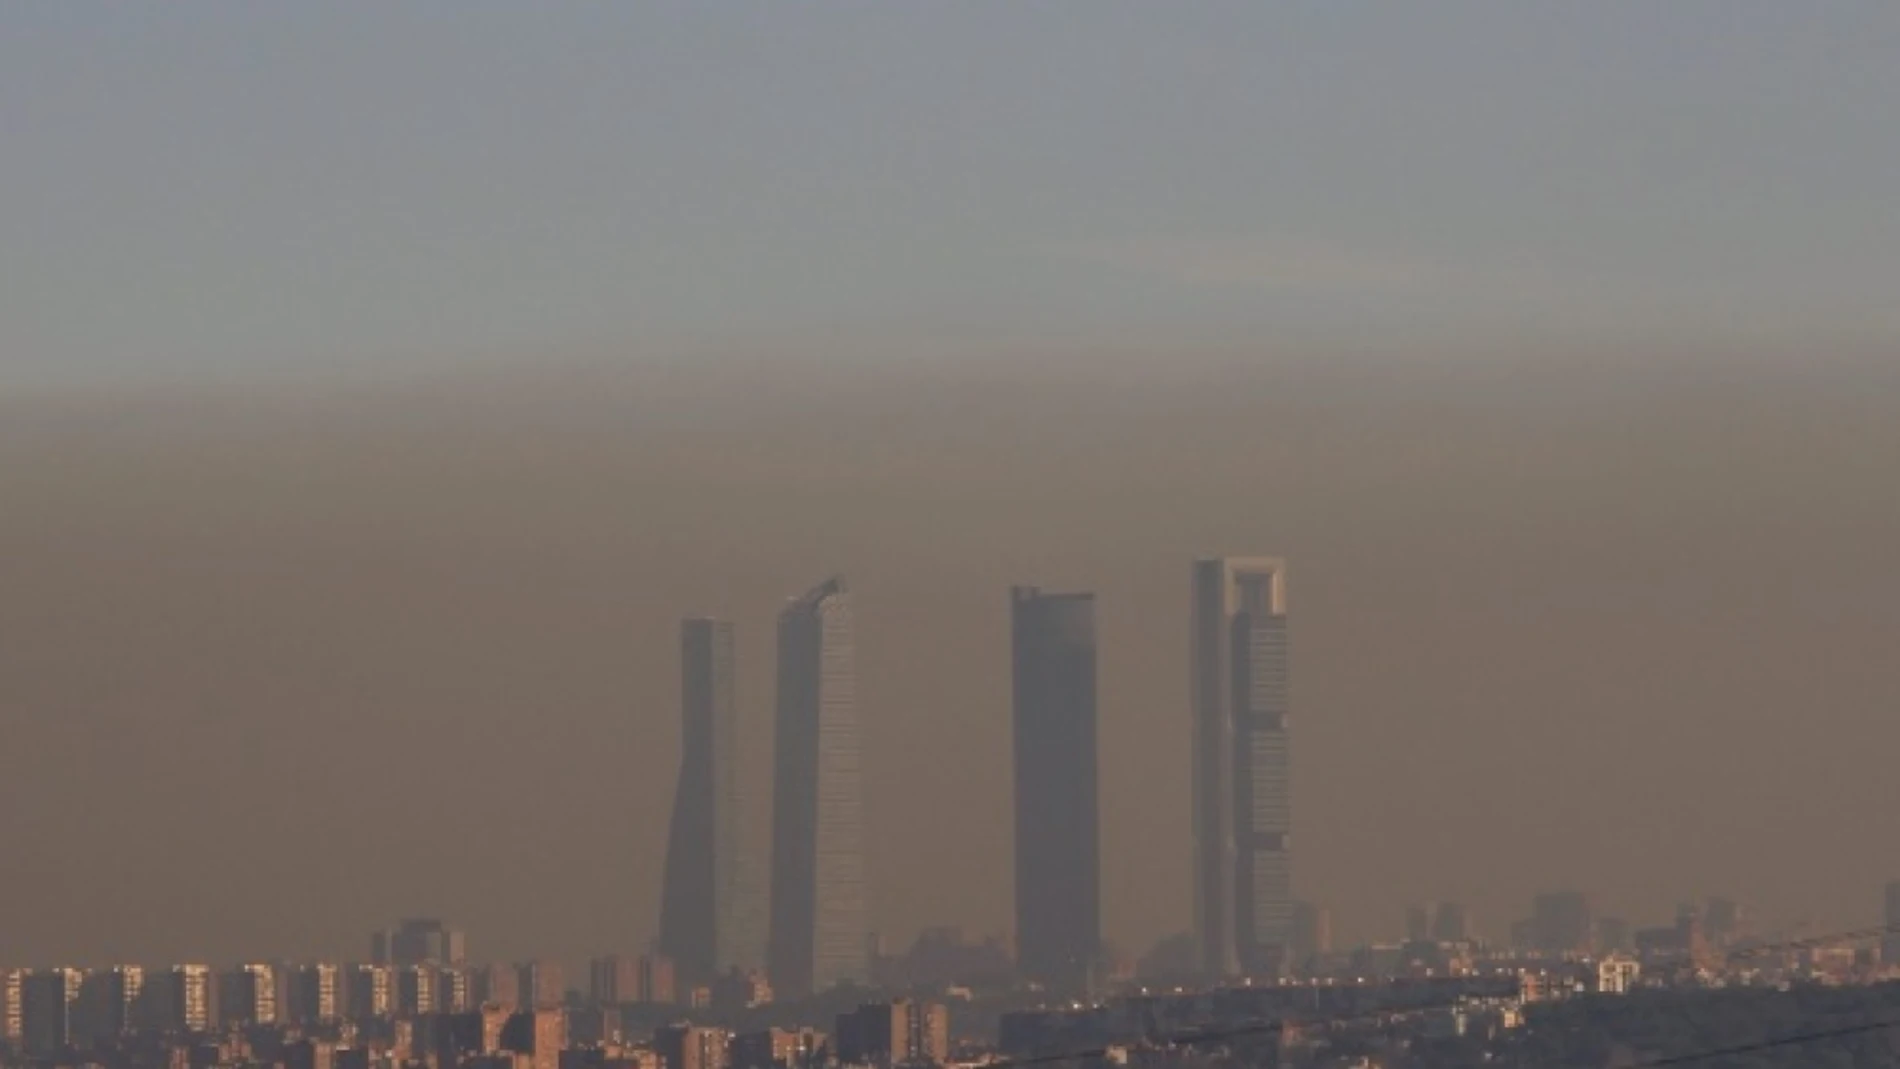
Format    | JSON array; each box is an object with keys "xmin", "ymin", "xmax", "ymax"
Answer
[
  {"xmin": 1010, "ymin": 586, "xmax": 1101, "ymax": 993},
  {"xmin": 660, "ymin": 618, "xmax": 763, "ymax": 984},
  {"xmin": 768, "ymin": 577, "xmax": 868, "ymax": 997}
]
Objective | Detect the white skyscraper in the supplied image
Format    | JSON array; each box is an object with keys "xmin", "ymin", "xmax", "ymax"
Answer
[{"xmin": 1190, "ymin": 557, "xmax": 1291, "ymax": 977}]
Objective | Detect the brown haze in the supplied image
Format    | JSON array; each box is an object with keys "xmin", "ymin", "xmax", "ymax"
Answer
[{"xmin": 3, "ymin": 344, "xmax": 1898, "ymax": 970}]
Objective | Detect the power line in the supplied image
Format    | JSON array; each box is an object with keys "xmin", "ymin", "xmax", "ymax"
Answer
[{"xmin": 1634, "ymin": 1016, "xmax": 1900, "ymax": 1067}]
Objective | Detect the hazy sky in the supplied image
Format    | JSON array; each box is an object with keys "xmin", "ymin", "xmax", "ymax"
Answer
[
  {"xmin": 5, "ymin": 349, "xmax": 1900, "ymax": 970},
  {"xmin": 5, "ymin": 3, "xmax": 1899, "ymax": 390},
  {"xmin": 3, "ymin": 6, "xmax": 1900, "ymax": 973}
]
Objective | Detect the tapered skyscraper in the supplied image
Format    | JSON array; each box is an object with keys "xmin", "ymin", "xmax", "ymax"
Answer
[
  {"xmin": 1011, "ymin": 586, "xmax": 1101, "ymax": 992},
  {"xmin": 768, "ymin": 577, "xmax": 868, "ymax": 997},
  {"xmin": 1191, "ymin": 557, "xmax": 1291, "ymax": 977},
  {"xmin": 660, "ymin": 618, "xmax": 763, "ymax": 984}
]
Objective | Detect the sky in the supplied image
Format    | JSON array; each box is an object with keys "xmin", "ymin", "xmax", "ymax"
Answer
[
  {"xmin": 3, "ymin": 5, "xmax": 1900, "ymax": 972},
  {"xmin": 4, "ymin": 2, "xmax": 1899, "ymax": 390}
]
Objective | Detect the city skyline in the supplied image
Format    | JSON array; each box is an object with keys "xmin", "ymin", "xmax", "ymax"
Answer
[
  {"xmin": 3, "ymin": 4, "xmax": 1899, "ymax": 1066},
  {"xmin": 4, "ymin": 1, "xmax": 1899, "ymax": 974},
  {"xmin": 14, "ymin": 917, "xmax": 1900, "ymax": 1069},
  {"xmin": 0, "ymin": 884, "xmax": 1879, "ymax": 983},
  {"xmin": 4, "ymin": 353, "xmax": 1898, "ymax": 969},
  {"xmin": 15, "ymin": 562, "xmax": 1875, "ymax": 980}
]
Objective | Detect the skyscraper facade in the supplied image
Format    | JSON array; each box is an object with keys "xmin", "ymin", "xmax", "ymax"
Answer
[
  {"xmin": 77, "ymin": 966, "xmax": 142, "ymax": 1043},
  {"xmin": 769, "ymin": 577, "xmax": 868, "ymax": 997},
  {"xmin": 637, "ymin": 954, "xmax": 677, "ymax": 1006},
  {"xmin": 286, "ymin": 964, "xmax": 339, "ymax": 1025},
  {"xmin": 381, "ymin": 919, "xmax": 466, "ymax": 967},
  {"xmin": 343, "ymin": 965, "xmax": 392, "ymax": 1022},
  {"xmin": 220, "ymin": 964, "xmax": 278, "ymax": 1026},
  {"xmin": 585, "ymin": 955, "xmax": 635, "ymax": 1006},
  {"xmin": 661, "ymin": 618, "xmax": 763, "ymax": 985},
  {"xmin": 1528, "ymin": 891, "xmax": 1595, "ymax": 955},
  {"xmin": 396, "ymin": 966, "xmax": 437, "ymax": 1017},
  {"xmin": 1190, "ymin": 557, "xmax": 1291, "ymax": 978},
  {"xmin": 21, "ymin": 968, "xmax": 82, "ymax": 1057},
  {"xmin": 3, "ymin": 969, "xmax": 23, "ymax": 1046},
  {"xmin": 1432, "ymin": 902, "xmax": 1472, "ymax": 943},
  {"xmin": 1009, "ymin": 586, "xmax": 1101, "ymax": 992},
  {"xmin": 835, "ymin": 999, "xmax": 950, "ymax": 1069},
  {"xmin": 514, "ymin": 961, "xmax": 564, "ymax": 1010},
  {"xmin": 163, "ymin": 965, "xmax": 214, "ymax": 1033}
]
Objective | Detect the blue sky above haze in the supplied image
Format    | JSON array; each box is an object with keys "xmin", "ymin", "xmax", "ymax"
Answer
[{"xmin": 4, "ymin": 2, "xmax": 1897, "ymax": 388}]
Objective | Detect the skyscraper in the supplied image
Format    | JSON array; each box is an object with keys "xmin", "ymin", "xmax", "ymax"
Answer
[
  {"xmin": 1432, "ymin": 902, "xmax": 1472, "ymax": 943},
  {"xmin": 343, "ymin": 964, "xmax": 392, "ymax": 1022},
  {"xmin": 1010, "ymin": 586, "xmax": 1101, "ymax": 992},
  {"xmin": 835, "ymin": 999, "xmax": 950, "ymax": 1069},
  {"xmin": 437, "ymin": 967, "xmax": 471, "ymax": 1013},
  {"xmin": 513, "ymin": 961, "xmax": 564, "ymax": 1009},
  {"xmin": 588, "ymin": 955, "xmax": 640, "ymax": 1006},
  {"xmin": 397, "ymin": 965, "xmax": 439, "ymax": 1016},
  {"xmin": 469, "ymin": 964, "xmax": 518, "ymax": 1009},
  {"xmin": 637, "ymin": 954, "xmax": 677, "ymax": 1006},
  {"xmin": 661, "ymin": 618, "xmax": 763, "ymax": 985},
  {"xmin": 220, "ymin": 964, "xmax": 278, "ymax": 1025},
  {"xmin": 654, "ymin": 1024, "xmax": 733, "ymax": 1069},
  {"xmin": 3, "ymin": 970, "xmax": 23, "ymax": 1046},
  {"xmin": 21, "ymin": 969, "xmax": 83, "ymax": 1057},
  {"xmin": 1190, "ymin": 557, "xmax": 1291, "ymax": 978},
  {"xmin": 286, "ymin": 964, "xmax": 339, "ymax": 1025},
  {"xmin": 381, "ymin": 919, "xmax": 466, "ymax": 967},
  {"xmin": 769, "ymin": 577, "xmax": 868, "ymax": 997},
  {"xmin": 1704, "ymin": 896, "xmax": 1743, "ymax": 948},
  {"xmin": 77, "ymin": 966, "xmax": 142, "ymax": 1043},
  {"xmin": 1528, "ymin": 891, "xmax": 1595, "ymax": 955},
  {"xmin": 162, "ymin": 965, "xmax": 214, "ymax": 1033}
]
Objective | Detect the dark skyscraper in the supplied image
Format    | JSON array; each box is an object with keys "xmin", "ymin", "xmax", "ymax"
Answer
[
  {"xmin": 1190, "ymin": 557, "xmax": 1291, "ymax": 978},
  {"xmin": 21, "ymin": 969, "xmax": 81, "ymax": 1057},
  {"xmin": 1431, "ymin": 902, "xmax": 1472, "ymax": 943},
  {"xmin": 285, "ymin": 964, "xmax": 338, "ymax": 1025},
  {"xmin": 219, "ymin": 964, "xmax": 278, "ymax": 1025},
  {"xmin": 661, "ymin": 618, "xmax": 762, "ymax": 985},
  {"xmin": 1529, "ymin": 891, "xmax": 1595, "ymax": 955},
  {"xmin": 1010, "ymin": 586, "xmax": 1100, "ymax": 992},
  {"xmin": 769, "ymin": 577, "xmax": 868, "ymax": 997},
  {"xmin": 77, "ymin": 966, "xmax": 143, "ymax": 1042},
  {"xmin": 342, "ymin": 965, "xmax": 391, "ymax": 1022},
  {"xmin": 379, "ymin": 919, "xmax": 466, "ymax": 967}
]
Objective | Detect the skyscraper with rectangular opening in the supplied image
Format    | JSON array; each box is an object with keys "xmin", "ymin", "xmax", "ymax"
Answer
[
  {"xmin": 1010, "ymin": 586, "xmax": 1100, "ymax": 993},
  {"xmin": 769, "ymin": 577, "xmax": 867, "ymax": 997},
  {"xmin": 1191, "ymin": 557, "xmax": 1290, "ymax": 978}
]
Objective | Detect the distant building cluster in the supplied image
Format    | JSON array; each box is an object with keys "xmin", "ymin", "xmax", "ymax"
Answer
[
  {"xmin": 18, "ymin": 559, "xmax": 1900, "ymax": 1069},
  {"xmin": 656, "ymin": 561, "xmax": 1292, "ymax": 1001},
  {"xmin": 0, "ymin": 933, "xmax": 956, "ymax": 1069}
]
